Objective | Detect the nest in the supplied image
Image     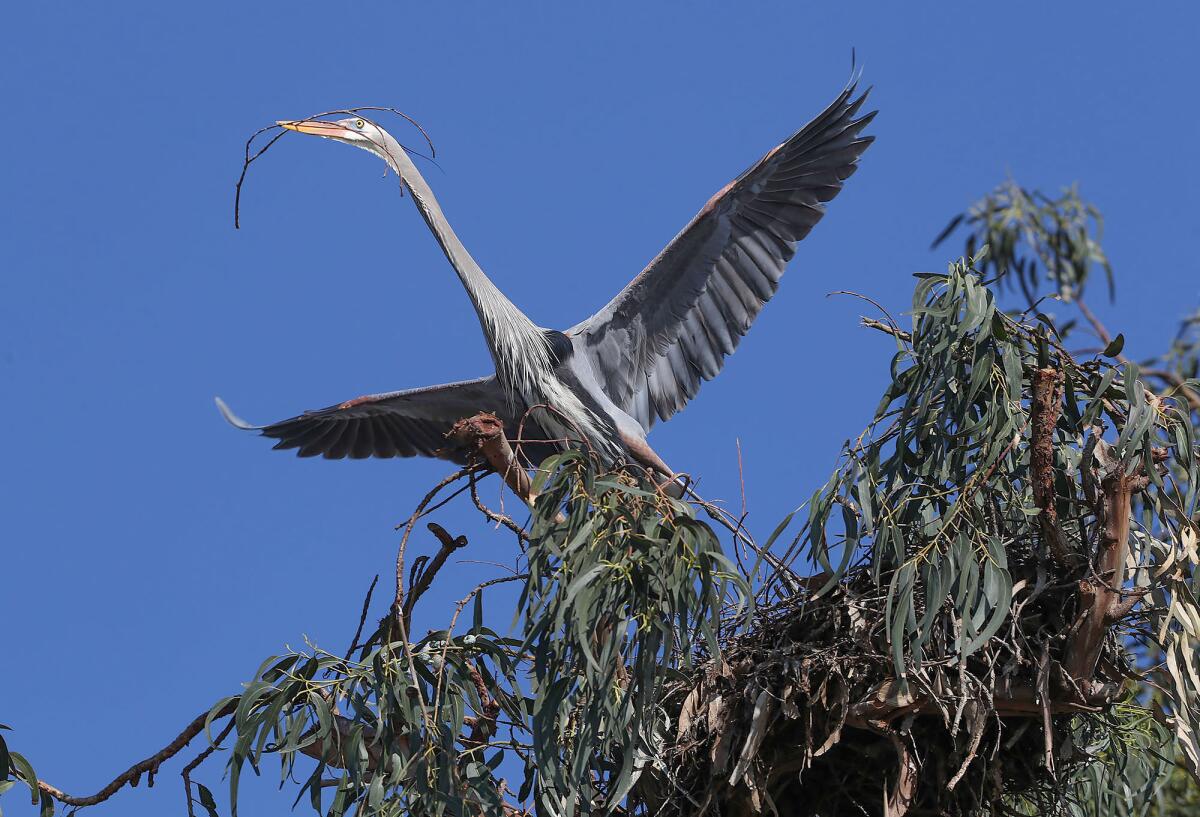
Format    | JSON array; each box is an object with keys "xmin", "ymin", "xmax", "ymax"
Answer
[{"xmin": 646, "ymin": 545, "xmax": 1135, "ymax": 817}]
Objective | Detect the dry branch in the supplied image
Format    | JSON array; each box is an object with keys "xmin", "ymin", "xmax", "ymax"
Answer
[
  {"xmin": 451, "ymin": 413, "xmax": 537, "ymax": 505},
  {"xmin": 403, "ymin": 523, "xmax": 468, "ymax": 628},
  {"xmin": 1065, "ymin": 436, "xmax": 1150, "ymax": 684},
  {"xmin": 1030, "ymin": 365, "xmax": 1072, "ymax": 567},
  {"xmin": 37, "ymin": 700, "xmax": 237, "ymax": 808}
]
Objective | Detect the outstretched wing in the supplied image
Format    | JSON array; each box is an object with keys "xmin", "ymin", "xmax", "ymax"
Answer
[
  {"xmin": 216, "ymin": 376, "xmax": 521, "ymax": 463},
  {"xmin": 571, "ymin": 84, "xmax": 875, "ymax": 431}
]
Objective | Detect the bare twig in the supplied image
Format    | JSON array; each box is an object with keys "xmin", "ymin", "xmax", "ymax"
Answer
[
  {"xmin": 451, "ymin": 413, "xmax": 538, "ymax": 506},
  {"xmin": 469, "ymin": 467, "xmax": 530, "ymax": 542},
  {"xmin": 393, "ymin": 466, "xmax": 478, "ymax": 624},
  {"xmin": 1075, "ymin": 296, "xmax": 1115, "ymax": 348},
  {"xmin": 844, "ymin": 679, "xmax": 1103, "ymax": 728},
  {"xmin": 829, "ymin": 290, "xmax": 906, "ymax": 342},
  {"xmin": 461, "ymin": 661, "xmax": 502, "ymax": 751},
  {"xmin": 735, "ymin": 438, "xmax": 748, "ymax": 523},
  {"xmin": 1030, "ymin": 365, "xmax": 1072, "ymax": 567},
  {"xmin": 428, "ymin": 573, "xmax": 529, "ymax": 752},
  {"xmin": 1143, "ymin": 367, "xmax": 1200, "ymax": 413},
  {"xmin": 181, "ymin": 717, "xmax": 236, "ymax": 817},
  {"xmin": 344, "ymin": 574, "xmax": 379, "ymax": 663},
  {"xmin": 861, "ymin": 317, "xmax": 912, "ymax": 344},
  {"xmin": 38, "ymin": 700, "xmax": 237, "ymax": 808},
  {"xmin": 235, "ymin": 106, "xmax": 437, "ymax": 229},
  {"xmin": 1076, "ymin": 297, "xmax": 1200, "ymax": 412},
  {"xmin": 403, "ymin": 523, "xmax": 468, "ymax": 628}
]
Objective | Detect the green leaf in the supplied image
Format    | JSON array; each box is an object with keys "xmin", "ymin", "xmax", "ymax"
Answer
[
  {"xmin": 472, "ymin": 588, "xmax": 485, "ymax": 633},
  {"xmin": 367, "ymin": 774, "xmax": 384, "ymax": 810},
  {"xmin": 7, "ymin": 753, "xmax": 37, "ymax": 804},
  {"xmin": 963, "ymin": 562, "xmax": 1013, "ymax": 656},
  {"xmin": 196, "ymin": 782, "xmax": 221, "ymax": 817},
  {"xmin": 1101, "ymin": 332, "xmax": 1125, "ymax": 358}
]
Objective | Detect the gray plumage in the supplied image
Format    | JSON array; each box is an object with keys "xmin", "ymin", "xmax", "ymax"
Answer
[{"xmin": 219, "ymin": 84, "xmax": 875, "ymax": 478}]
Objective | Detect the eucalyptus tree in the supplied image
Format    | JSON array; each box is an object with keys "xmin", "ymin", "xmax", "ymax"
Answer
[{"xmin": 4, "ymin": 178, "xmax": 1199, "ymax": 817}]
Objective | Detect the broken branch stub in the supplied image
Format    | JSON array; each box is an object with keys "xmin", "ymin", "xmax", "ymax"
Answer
[{"xmin": 450, "ymin": 413, "xmax": 537, "ymax": 505}]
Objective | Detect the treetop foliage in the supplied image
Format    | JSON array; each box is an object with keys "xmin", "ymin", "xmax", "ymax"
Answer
[{"xmin": 4, "ymin": 181, "xmax": 1200, "ymax": 817}]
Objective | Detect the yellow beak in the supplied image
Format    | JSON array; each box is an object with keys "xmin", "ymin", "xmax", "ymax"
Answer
[{"xmin": 277, "ymin": 120, "xmax": 352, "ymax": 137}]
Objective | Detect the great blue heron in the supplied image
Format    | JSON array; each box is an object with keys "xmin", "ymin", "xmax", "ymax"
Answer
[{"xmin": 218, "ymin": 85, "xmax": 874, "ymax": 485}]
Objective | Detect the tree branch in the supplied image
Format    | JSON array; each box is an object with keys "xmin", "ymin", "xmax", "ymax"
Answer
[
  {"xmin": 38, "ymin": 700, "xmax": 237, "ymax": 808},
  {"xmin": 1077, "ymin": 296, "xmax": 1200, "ymax": 412},
  {"xmin": 1065, "ymin": 436, "xmax": 1150, "ymax": 683},
  {"xmin": 182, "ymin": 717, "xmax": 236, "ymax": 817},
  {"xmin": 845, "ymin": 680, "xmax": 1103, "ymax": 728},
  {"xmin": 861, "ymin": 316, "xmax": 912, "ymax": 344},
  {"xmin": 1030, "ymin": 365, "xmax": 1073, "ymax": 567},
  {"xmin": 451, "ymin": 413, "xmax": 537, "ymax": 505},
  {"xmin": 403, "ymin": 523, "xmax": 468, "ymax": 629}
]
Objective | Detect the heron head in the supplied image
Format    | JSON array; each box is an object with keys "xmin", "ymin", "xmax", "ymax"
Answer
[{"xmin": 277, "ymin": 116, "xmax": 395, "ymax": 163}]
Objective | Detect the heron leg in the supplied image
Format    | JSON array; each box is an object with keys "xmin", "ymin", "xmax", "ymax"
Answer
[{"xmin": 619, "ymin": 432, "xmax": 685, "ymax": 498}]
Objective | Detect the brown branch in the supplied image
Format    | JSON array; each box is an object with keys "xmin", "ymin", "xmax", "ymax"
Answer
[
  {"xmin": 298, "ymin": 714, "xmax": 389, "ymax": 769},
  {"xmin": 461, "ymin": 661, "xmax": 502, "ymax": 751},
  {"xmin": 403, "ymin": 523, "xmax": 468, "ymax": 628},
  {"xmin": 1065, "ymin": 436, "xmax": 1150, "ymax": 682},
  {"xmin": 1030, "ymin": 365, "xmax": 1073, "ymax": 567},
  {"xmin": 344, "ymin": 574, "xmax": 379, "ymax": 663},
  {"xmin": 1077, "ymin": 296, "xmax": 1200, "ymax": 412},
  {"xmin": 1075, "ymin": 296, "xmax": 1115, "ymax": 348},
  {"xmin": 864, "ymin": 718, "xmax": 917, "ymax": 817},
  {"xmin": 38, "ymin": 700, "xmax": 237, "ymax": 808},
  {"xmin": 845, "ymin": 680, "xmax": 1103, "ymax": 728},
  {"xmin": 182, "ymin": 717, "xmax": 236, "ymax": 817},
  {"xmin": 1143, "ymin": 367, "xmax": 1200, "ymax": 413},
  {"xmin": 1106, "ymin": 587, "xmax": 1150, "ymax": 623},
  {"xmin": 861, "ymin": 316, "xmax": 912, "ymax": 344},
  {"xmin": 1037, "ymin": 643, "xmax": 1056, "ymax": 775},
  {"xmin": 467, "ymin": 468, "xmax": 531, "ymax": 543},
  {"xmin": 392, "ymin": 465, "xmax": 477, "ymax": 631},
  {"xmin": 451, "ymin": 413, "xmax": 537, "ymax": 505}
]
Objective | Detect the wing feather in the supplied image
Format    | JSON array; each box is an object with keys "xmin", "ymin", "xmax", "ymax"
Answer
[
  {"xmin": 571, "ymin": 84, "xmax": 875, "ymax": 431},
  {"xmin": 216, "ymin": 376, "xmax": 540, "ymax": 464}
]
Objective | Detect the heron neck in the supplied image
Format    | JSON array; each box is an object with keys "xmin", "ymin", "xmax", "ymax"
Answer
[{"xmin": 379, "ymin": 136, "xmax": 550, "ymax": 392}]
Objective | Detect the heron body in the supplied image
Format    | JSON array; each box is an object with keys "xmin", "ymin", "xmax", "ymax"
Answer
[{"xmin": 219, "ymin": 85, "xmax": 875, "ymax": 481}]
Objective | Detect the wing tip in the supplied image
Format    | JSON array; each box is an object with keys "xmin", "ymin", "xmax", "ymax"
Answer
[{"xmin": 214, "ymin": 396, "xmax": 261, "ymax": 431}]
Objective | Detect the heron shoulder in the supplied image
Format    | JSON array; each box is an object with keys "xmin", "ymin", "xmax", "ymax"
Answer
[{"xmin": 543, "ymin": 329, "xmax": 574, "ymax": 365}]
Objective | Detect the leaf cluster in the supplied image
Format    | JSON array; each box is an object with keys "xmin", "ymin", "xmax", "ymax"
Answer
[
  {"xmin": 6, "ymin": 179, "xmax": 1200, "ymax": 817},
  {"xmin": 933, "ymin": 180, "xmax": 1112, "ymax": 308},
  {"xmin": 657, "ymin": 253, "xmax": 1200, "ymax": 816}
]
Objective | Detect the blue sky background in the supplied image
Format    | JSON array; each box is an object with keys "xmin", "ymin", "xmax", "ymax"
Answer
[{"xmin": 2, "ymin": 2, "xmax": 1198, "ymax": 815}]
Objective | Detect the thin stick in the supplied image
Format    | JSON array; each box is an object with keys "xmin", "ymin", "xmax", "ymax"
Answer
[
  {"xmin": 403, "ymin": 523, "xmax": 468, "ymax": 628},
  {"xmin": 830, "ymin": 290, "xmax": 906, "ymax": 340},
  {"xmin": 38, "ymin": 701, "xmax": 237, "ymax": 808},
  {"xmin": 862, "ymin": 317, "xmax": 913, "ymax": 344},
  {"xmin": 343, "ymin": 574, "xmax": 379, "ymax": 663},
  {"xmin": 451, "ymin": 413, "xmax": 537, "ymax": 505},
  {"xmin": 470, "ymin": 467, "xmax": 530, "ymax": 543},
  {"xmin": 1076, "ymin": 297, "xmax": 1200, "ymax": 412},
  {"xmin": 394, "ymin": 466, "xmax": 478, "ymax": 620},
  {"xmin": 735, "ymin": 438, "xmax": 748, "ymax": 522},
  {"xmin": 234, "ymin": 106, "xmax": 438, "ymax": 229},
  {"xmin": 181, "ymin": 717, "xmax": 236, "ymax": 817}
]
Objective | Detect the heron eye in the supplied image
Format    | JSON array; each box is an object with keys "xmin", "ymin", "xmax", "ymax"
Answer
[{"xmin": 354, "ymin": 119, "xmax": 365, "ymax": 129}]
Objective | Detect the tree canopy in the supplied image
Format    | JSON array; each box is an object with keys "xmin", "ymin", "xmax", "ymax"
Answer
[{"xmin": 4, "ymin": 182, "xmax": 1199, "ymax": 817}]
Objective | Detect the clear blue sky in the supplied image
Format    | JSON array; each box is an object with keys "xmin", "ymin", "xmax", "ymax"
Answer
[{"xmin": 2, "ymin": 2, "xmax": 1197, "ymax": 815}]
